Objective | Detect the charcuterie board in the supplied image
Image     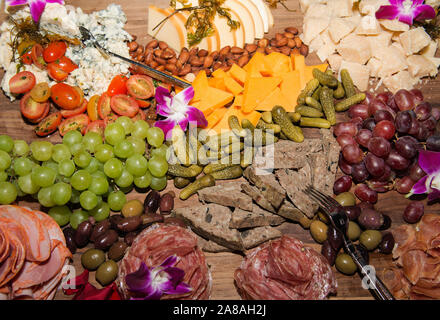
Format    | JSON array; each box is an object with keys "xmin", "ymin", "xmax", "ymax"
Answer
[{"xmin": 0, "ymin": 0, "xmax": 440, "ymax": 300}]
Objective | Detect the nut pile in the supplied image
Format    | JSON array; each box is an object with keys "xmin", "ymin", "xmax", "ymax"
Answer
[{"xmin": 128, "ymin": 27, "xmax": 308, "ymax": 77}]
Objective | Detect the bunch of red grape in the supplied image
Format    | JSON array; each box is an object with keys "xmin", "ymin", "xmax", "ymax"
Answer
[{"xmin": 334, "ymin": 89, "xmax": 440, "ymax": 204}]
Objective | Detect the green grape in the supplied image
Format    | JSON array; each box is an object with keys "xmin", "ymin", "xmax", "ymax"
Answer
[
  {"xmin": 0, "ymin": 182, "xmax": 17, "ymax": 204},
  {"xmin": 63, "ymin": 130, "xmax": 82, "ymax": 147},
  {"xmin": 12, "ymin": 180, "xmax": 25, "ymax": 197},
  {"xmin": 132, "ymin": 120, "xmax": 150, "ymax": 139},
  {"xmin": 114, "ymin": 140, "xmax": 134, "ymax": 159},
  {"xmin": 31, "ymin": 166, "xmax": 56, "ymax": 187},
  {"xmin": 89, "ymin": 201, "xmax": 110, "ymax": 222},
  {"xmin": 126, "ymin": 136, "xmax": 146, "ymax": 155},
  {"xmin": 103, "ymin": 158, "xmax": 123, "ymax": 179},
  {"xmin": 150, "ymin": 144, "xmax": 169, "ymax": 159},
  {"xmin": 115, "ymin": 116, "xmax": 134, "ymax": 135},
  {"xmin": 17, "ymin": 174, "xmax": 40, "ymax": 194},
  {"xmin": 71, "ymin": 170, "xmax": 92, "ymax": 191},
  {"xmin": 48, "ymin": 206, "xmax": 72, "ymax": 227},
  {"xmin": 0, "ymin": 150, "xmax": 11, "ymax": 171},
  {"xmin": 88, "ymin": 176, "xmax": 109, "ymax": 195},
  {"xmin": 146, "ymin": 127, "xmax": 164, "ymax": 148},
  {"xmin": 119, "ymin": 185, "xmax": 134, "ymax": 194},
  {"xmin": 52, "ymin": 144, "xmax": 71, "ymax": 163},
  {"xmin": 38, "ymin": 186, "xmax": 56, "ymax": 207},
  {"xmin": 104, "ymin": 123, "xmax": 125, "ymax": 146},
  {"xmin": 42, "ymin": 160, "xmax": 58, "ymax": 172},
  {"xmin": 58, "ymin": 159, "xmax": 75, "ymax": 177},
  {"xmin": 70, "ymin": 209, "xmax": 89, "ymax": 229},
  {"xmin": 30, "ymin": 141, "xmax": 53, "ymax": 162},
  {"xmin": 95, "ymin": 144, "xmax": 114, "ymax": 163},
  {"xmin": 115, "ymin": 169, "xmax": 133, "ymax": 188},
  {"xmin": 80, "ymin": 190, "xmax": 98, "ymax": 210},
  {"xmin": 13, "ymin": 140, "xmax": 29, "ymax": 156},
  {"xmin": 148, "ymin": 156, "xmax": 168, "ymax": 177},
  {"xmin": 70, "ymin": 189, "xmax": 81, "ymax": 204},
  {"xmin": 0, "ymin": 135, "xmax": 14, "ymax": 153},
  {"xmin": 51, "ymin": 182, "xmax": 72, "ymax": 206},
  {"xmin": 69, "ymin": 143, "xmax": 86, "ymax": 156},
  {"xmin": 126, "ymin": 154, "xmax": 148, "ymax": 177},
  {"xmin": 0, "ymin": 171, "xmax": 8, "ymax": 182},
  {"xmin": 83, "ymin": 131, "xmax": 103, "ymax": 153},
  {"xmin": 91, "ymin": 170, "xmax": 106, "ymax": 179},
  {"xmin": 133, "ymin": 170, "xmax": 152, "ymax": 189},
  {"xmin": 74, "ymin": 151, "xmax": 92, "ymax": 168},
  {"xmin": 84, "ymin": 157, "xmax": 100, "ymax": 174},
  {"xmin": 150, "ymin": 175, "xmax": 167, "ymax": 191},
  {"xmin": 107, "ymin": 190, "xmax": 126, "ymax": 211},
  {"xmin": 13, "ymin": 157, "xmax": 32, "ymax": 176}
]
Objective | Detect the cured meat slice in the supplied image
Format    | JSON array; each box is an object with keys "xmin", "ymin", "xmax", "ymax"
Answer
[
  {"xmin": 33, "ymin": 211, "xmax": 67, "ymax": 246},
  {"xmin": 0, "ymin": 206, "xmax": 51, "ymax": 262},
  {"xmin": 0, "ymin": 224, "xmax": 9, "ymax": 264},
  {"xmin": 0, "ymin": 231, "xmax": 26, "ymax": 287},
  {"xmin": 117, "ymin": 224, "xmax": 212, "ymax": 300},
  {"xmin": 234, "ymin": 235, "xmax": 337, "ymax": 300}
]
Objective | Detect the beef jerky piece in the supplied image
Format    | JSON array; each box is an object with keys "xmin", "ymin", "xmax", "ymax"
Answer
[
  {"xmin": 277, "ymin": 201, "xmax": 313, "ymax": 228},
  {"xmin": 241, "ymin": 183, "xmax": 276, "ymax": 213},
  {"xmin": 197, "ymin": 235, "xmax": 232, "ymax": 253},
  {"xmin": 173, "ymin": 204, "xmax": 244, "ymax": 251},
  {"xmin": 230, "ymin": 206, "xmax": 285, "ymax": 229},
  {"xmin": 276, "ymin": 164, "xmax": 319, "ymax": 218},
  {"xmin": 241, "ymin": 226, "xmax": 282, "ymax": 249},
  {"xmin": 197, "ymin": 182, "xmax": 253, "ymax": 211},
  {"xmin": 244, "ymin": 166, "xmax": 286, "ymax": 209}
]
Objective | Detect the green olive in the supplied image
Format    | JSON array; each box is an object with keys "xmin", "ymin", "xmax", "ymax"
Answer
[
  {"xmin": 334, "ymin": 192, "xmax": 356, "ymax": 207},
  {"xmin": 335, "ymin": 253, "xmax": 357, "ymax": 275},
  {"xmin": 360, "ymin": 230, "xmax": 382, "ymax": 251},
  {"xmin": 121, "ymin": 199, "xmax": 143, "ymax": 217},
  {"xmin": 81, "ymin": 248, "xmax": 105, "ymax": 271},
  {"xmin": 310, "ymin": 220, "xmax": 328, "ymax": 243},
  {"xmin": 95, "ymin": 260, "xmax": 119, "ymax": 286},
  {"xmin": 346, "ymin": 221, "xmax": 361, "ymax": 241},
  {"xmin": 318, "ymin": 211, "xmax": 329, "ymax": 224}
]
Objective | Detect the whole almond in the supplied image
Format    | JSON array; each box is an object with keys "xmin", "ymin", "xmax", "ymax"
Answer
[
  {"xmin": 279, "ymin": 46, "xmax": 291, "ymax": 56},
  {"xmin": 299, "ymin": 44, "xmax": 309, "ymax": 56},
  {"xmin": 178, "ymin": 64, "xmax": 191, "ymax": 76},
  {"xmin": 285, "ymin": 27, "xmax": 298, "ymax": 35},
  {"xmin": 213, "ymin": 61, "xmax": 223, "ymax": 71},
  {"xmin": 189, "ymin": 56, "xmax": 203, "ymax": 67},
  {"xmin": 284, "ymin": 32, "xmax": 294, "ymax": 39},
  {"xmin": 203, "ymin": 55, "xmax": 214, "ymax": 68},
  {"xmin": 294, "ymin": 37, "xmax": 302, "ymax": 48},
  {"xmin": 256, "ymin": 47, "xmax": 266, "ymax": 54},
  {"xmin": 231, "ymin": 46, "xmax": 245, "ymax": 55},
  {"xmin": 165, "ymin": 63, "xmax": 177, "ymax": 73},
  {"xmin": 287, "ymin": 38, "xmax": 296, "ymax": 48},
  {"xmin": 178, "ymin": 51, "xmax": 190, "ymax": 64},
  {"xmin": 176, "ymin": 60, "xmax": 183, "ymax": 69},
  {"xmin": 156, "ymin": 65, "xmax": 165, "ymax": 72},
  {"xmin": 275, "ymin": 33, "xmax": 284, "ymax": 41},
  {"xmin": 189, "ymin": 47, "xmax": 198, "ymax": 57},
  {"xmin": 265, "ymin": 47, "xmax": 275, "ymax": 54},
  {"xmin": 222, "ymin": 65, "xmax": 231, "ymax": 72},
  {"xmin": 128, "ymin": 41, "xmax": 138, "ymax": 52},
  {"xmin": 158, "ymin": 41, "xmax": 168, "ymax": 50},
  {"xmin": 146, "ymin": 40, "xmax": 158, "ymax": 49},
  {"xmin": 161, "ymin": 48, "xmax": 175, "ymax": 59},
  {"xmin": 136, "ymin": 54, "xmax": 144, "ymax": 62},
  {"xmin": 198, "ymin": 49, "xmax": 209, "ymax": 57},
  {"xmin": 209, "ymin": 50, "xmax": 219, "ymax": 60},
  {"xmin": 136, "ymin": 46, "xmax": 144, "ymax": 55},
  {"xmin": 276, "ymin": 37, "xmax": 288, "ymax": 47},
  {"xmin": 245, "ymin": 43, "xmax": 257, "ymax": 53},
  {"xmin": 219, "ymin": 46, "xmax": 231, "ymax": 56},
  {"xmin": 168, "ymin": 57, "xmax": 177, "ymax": 65},
  {"xmin": 154, "ymin": 57, "xmax": 167, "ymax": 65},
  {"xmin": 144, "ymin": 52, "xmax": 153, "ymax": 64},
  {"xmin": 269, "ymin": 39, "xmax": 278, "ymax": 47},
  {"xmin": 154, "ymin": 49, "xmax": 162, "ymax": 58},
  {"xmin": 237, "ymin": 55, "xmax": 249, "ymax": 67},
  {"xmin": 291, "ymin": 47, "xmax": 300, "ymax": 56},
  {"xmin": 149, "ymin": 60, "xmax": 159, "ymax": 68},
  {"xmin": 258, "ymin": 38, "xmax": 269, "ymax": 48}
]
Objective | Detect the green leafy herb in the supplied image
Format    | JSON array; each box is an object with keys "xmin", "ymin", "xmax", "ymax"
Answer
[
  {"xmin": 414, "ymin": 14, "xmax": 440, "ymax": 41},
  {"xmin": 265, "ymin": 0, "xmax": 295, "ymax": 12}
]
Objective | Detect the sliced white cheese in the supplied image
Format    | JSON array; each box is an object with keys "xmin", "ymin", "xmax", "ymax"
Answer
[
  {"xmin": 336, "ymin": 34, "xmax": 372, "ymax": 65},
  {"xmin": 379, "ymin": 19, "xmax": 410, "ymax": 32},
  {"xmin": 338, "ymin": 60, "xmax": 370, "ymax": 91},
  {"xmin": 309, "ymin": 35, "xmax": 325, "ymax": 53},
  {"xmin": 174, "ymin": 10, "xmax": 215, "ymax": 51},
  {"xmin": 407, "ymin": 55, "xmax": 438, "ymax": 78},
  {"xmin": 327, "ymin": 0, "xmax": 354, "ymax": 17},
  {"xmin": 249, "ymin": 0, "xmax": 269, "ymax": 33},
  {"xmin": 212, "ymin": 6, "xmax": 243, "ymax": 48},
  {"xmin": 236, "ymin": 0, "xmax": 264, "ymax": 39},
  {"xmin": 263, "ymin": 2, "xmax": 274, "ymax": 29},
  {"xmin": 358, "ymin": 0, "xmax": 389, "ymax": 15},
  {"xmin": 421, "ymin": 40, "xmax": 438, "ymax": 58},
  {"xmin": 355, "ymin": 17, "xmax": 382, "ymax": 35},
  {"xmin": 302, "ymin": 16, "xmax": 331, "ymax": 44},
  {"xmin": 373, "ymin": 46, "xmax": 407, "ymax": 77},
  {"xmin": 383, "ymin": 71, "xmax": 418, "ymax": 93},
  {"xmin": 328, "ymin": 18, "xmax": 356, "ymax": 43},
  {"xmin": 399, "ymin": 27, "xmax": 431, "ymax": 55},
  {"xmin": 148, "ymin": 6, "xmax": 185, "ymax": 52},
  {"xmin": 328, "ymin": 53, "xmax": 343, "ymax": 72},
  {"xmin": 317, "ymin": 30, "xmax": 337, "ymax": 61},
  {"xmin": 366, "ymin": 57, "xmax": 382, "ymax": 77}
]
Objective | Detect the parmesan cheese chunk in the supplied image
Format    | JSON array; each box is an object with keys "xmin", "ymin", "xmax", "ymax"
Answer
[
  {"xmin": 306, "ymin": 4, "xmax": 331, "ymax": 18},
  {"xmin": 336, "ymin": 34, "xmax": 372, "ymax": 65},
  {"xmin": 358, "ymin": 0, "xmax": 389, "ymax": 15},
  {"xmin": 367, "ymin": 31, "xmax": 392, "ymax": 51},
  {"xmin": 338, "ymin": 60, "xmax": 370, "ymax": 91},
  {"xmin": 366, "ymin": 57, "xmax": 382, "ymax": 78},
  {"xmin": 317, "ymin": 30, "xmax": 337, "ymax": 60},
  {"xmin": 407, "ymin": 55, "xmax": 438, "ymax": 78},
  {"xmin": 328, "ymin": 54, "xmax": 343, "ymax": 72},
  {"xmin": 383, "ymin": 71, "xmax": 418, "ymax": 93},
  {"xmin": 302, "ymin": 17, "xmax": 331, "ymax": 44},
  {"xmin": 379, "ymin": 19, "xmax": 410, "ymax": 32},
  {"xmin": 355, "ymin": 17, "xmax": 382, "ymax": 35},
  {"xmin": 373, "ymin": 46, "xmax": 407, "ymax": 77},
  {"xmin": 328, "ymin": 18, "xmax": 356, "ymax": 43},
  {"xmin": 399, "ymin": 27, "xmax": 431, "ymax": 55},
  {"xmin": 421, "ymin": 40, "xmax": 438, "ymax": 58},
  {"xmin": 327, "ymin": 0, "xmax": 354, "ymax": 17}
]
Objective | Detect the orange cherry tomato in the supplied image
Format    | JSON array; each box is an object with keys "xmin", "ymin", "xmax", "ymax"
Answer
[
  {"xmin": 9, "ymin": 71, "xmax": 36, "ymax": 94},
  {"xmin": 28, "ymin": 102, "xmax": 50, "ymax": 124},
  {"xmin": 60, "ymin": 98, "xmax": 88, "ymax": 118},
  {"xmin": 97, "ymin": 93, "xmax": 112, "ymax": 119},
  {"xmin": 135, "ymin": 99, "xmax": 151, "ymax": 108},
  {"xmin": 43, "ymin": 41, "xmax": 67, "ymax": 63},
  {"xmin": 131, "ymin": 109, "xmax": 146, "ymax": 121},
  {"xmin": 87, "ymin": 95, "xmax": 100, "ymax": 121},
  {"xmin": 110, "ymin": 94, "xmax": 139, "ymax": 117},
  {"xmin": 104, "ymin": 113, "xmax": 119, "ymax": 126},
  {"xmin": 30, "ymin": 44, "xmax": 46, "ymax": 69},
  {"xmin": 59, "ymin": 114, "xmax": 90, "ymax": 136},
  {"xmin": 86, "ymin": 120, "xmax": 106, "ymax": 136},
  {"xmin": 51, "ymin": 83, "xmax": 82, "ymax": 110},
  {"xmin": 21, "ymin": 50, "xmax": 33, "ymax": 65},
  {"xmin": 35, "ymin": 112, "xmax": 62, "ymax": 136},
  {"xmin": 126, "ymin": 75, "xmax": 155, "ymax": 100},
  {"xmin": 20, "ymin": 92, "xmax": 49, "ymax": 120},
  {"xmin": 107, "ymin": 75, "xmax": 128, "ymax": 96},
  {"xmin": 47, "ymin": 62, "xmax": 69, "ymax": 82}
]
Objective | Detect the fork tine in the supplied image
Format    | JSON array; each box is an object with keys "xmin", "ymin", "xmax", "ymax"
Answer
[{"xmin": 306, "ymin": 186, "xmax": 333, "ymax": 213}]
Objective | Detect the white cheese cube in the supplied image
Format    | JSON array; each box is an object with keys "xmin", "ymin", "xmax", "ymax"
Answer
[
  {"xmin": 336, "ymin": 34, "xmax": 372, "ymax": 65},
  {"xmin": 373, "ymin": 46, "xmax": 407, "ymax": 77},
  {"xmin": 328, "ymin": 18, "xmax": 356, "ymax": 43},
  {"xmin": 299, "ymin": 0, "xmax": 327, "ymax": 13},
  {"xmin": 309, "ymin": 35, "xmax": 324, "ymax": 53},
  {"xmin": 358, "ymin": 0, "xmax": 389, "ymax": 15},
  {"xmin": 305, "ymin": 4, "xmax": 331, "ymax": 18},
  {"xmin": 366, "ymin": 57, "xmax": 382, "ymax": 78},
  {"xmin": 327, "ymin": 0, "xmax": 353, "ymax": 17},
  {"xmin": 328, "ymin": 54, "xmax": 343, "ymax": 72},
  {"xmin": 338, "ymin": 60, "xmax": 370, "ymax": 91},
  {"xmin": 399, "ymin": 27, "xmax": 431, "ymax": 55},
  {"xmin": 382, "ymin": 71, "xmax": 418, "ymax": 93},
  {"xmin": 302, "ymin": 16, "xmax": 331, "ymax": 44},
  {"xmin": 355, "ymin": 17, "xmax": 382, "ymax": 35},
  {"xmin": 407, "ymin": 55, "xmax": 438, "ymax": 78},
  {"xmin": 367, "ymin": 31, "xmax": 392, "ymax": 50},
  {"xmin": 379, "ymin": 19, "xmax": 410, "ymax": 32},
  {"xmin": 421, "ymin": 40, "xmax": 438, "ymax": 58}
]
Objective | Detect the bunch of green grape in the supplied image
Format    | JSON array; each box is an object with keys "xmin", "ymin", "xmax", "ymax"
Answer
[{"xmin": 0, "ymin": 117, "xmax": 168, "ymax": 229}]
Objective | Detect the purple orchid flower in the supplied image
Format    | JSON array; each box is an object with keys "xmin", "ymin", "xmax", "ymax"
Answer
[
  {"xmin": 408, "ymin": 150, "xmax": 440, "ymax": 201},
  {"xmin": 154, "ymin": 86, "xmax": 207, "ymax": 140},
  {"xmin": 375, "ymin": 0, "xmax": 436, "ymax": 25},
  {"xmin": 6, "ymin": 0, "xmax": 64, "ymax": 22},
  {"xmin": 125, "ymin": 255, "xmax": 192, "ymax": 300}
]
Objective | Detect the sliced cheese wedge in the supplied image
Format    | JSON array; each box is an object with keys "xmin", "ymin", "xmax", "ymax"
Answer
[
  {"xmin": 232, "ymin": 0, "xmax": 264, "ymax": 39},
  {"xmin": 207, "ymin": 107, "xmax": 228, "ymax": 128},
  {"xmin": 242, "ymin": 77, "xmax": 282, "ymax": 113},
  {"xmin": 191, "ymin": 70, "xmax": 209, "ymax": 102},
  {"xmin": 148, "ymin": 6, "xmax": 185, "ymax": 52},
  {"xmin": 256, "ymin": 87, "xmax": 293, "ymax": 112},
  {"xmin": 249, "ymin": 0, "xmax": 269, "ymax": 33},
  {"xmin": 197, "ymin": 86, "xmax": 234, "ymax": 117},
  {"xmin": 263, "ymin": 2, "xmax": 274, "ymax": 30},
  {"xmin": 280, "ymin": 70, "xmax": 301, "ymax": 112},
  {"xmin": 225, "ymin": 0, "xmax": 257, "ymax": 44}
]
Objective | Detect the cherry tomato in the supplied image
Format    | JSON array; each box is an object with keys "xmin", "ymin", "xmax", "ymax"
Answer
[
  {"xmin": 110, "ymin": 94, "xmax": 139, "ymax": 117},
  {"xmin": 35, "ymin": 112, "xmax": 62, "ymax": 136},
  {"xmin": 131, "ymin": 109, "xmax": 146, "ymax": 121},
  {"xmin": 107, "ymin": 75, "xmax": 128, "ymax": 96},
  {"xmin": 21, "ymin": 50, "xmax": 33, "ymax": 65},
  {"xmin": 20, "ymin": 92, "xmax": 50, "ymax": 121},
  {"xmin": 43, "ymin": 41, "xmax": 67, "ymax": 63},
  {"xmin": 28, "ymin": 102, "xmax": 50, "ymax": 124},
  {"xmin": 17, "ymin": 40, "xmax": 36, "ymax": 57},
  {"xmin": 104, "ymin": 113, "xmax": 119, "ymax": 126},
  {"xmin": 55, "ymin": 56, "xmax": 78, "ymax": 73},
  {"xmin": 87, "ymin": 95, "xmax": 100, "ymax": 121},
  {"xmin": 86, "ymin": 120, "xmax": 106, "ymax": 136},
  {"xmin": 9, "ymin": 71, "xmax": 36, "ymax": 94},
  {"xmin": 51, "ymin": 83, "xmax": 82, "ymax": 110},
  {"xmin": 31, "ymin": 44, "xmax": 46, "ymax": 69},
  {"xmin": 74, "ymin": 86, "xmax": 85, "ymax": 107},
  {"xmin": 30, "ymin": 82, "xmax": 51, "ymax": 102},
  {"xmin": 47, "ymin": 62, "xmax": 69, "ymax": 82},
  {"xmin": 59, "ymin": 114, "xmax": 90, "ymax": 136},
  {"xmin": 60, "ymin": 98, "xmax": 88, "ymax": 118},
  {"xmin": 126, "ymin": 75, "xmax": 155, "ymax": 100},
  {"xmin": 135, "ymin": 99, "xmax": 151, "ymax": 108},
  {"xmin": 98, "ymin": 93, "xmax": 112, "ymax": 119}
]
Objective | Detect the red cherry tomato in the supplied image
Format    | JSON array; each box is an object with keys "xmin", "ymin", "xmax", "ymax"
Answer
[
  {"xmin": 126, "ymin": 75, "xmax": 155, "ymax": 100},
  {"xmin": 43, "ymin": 41, "xmax": 67, "ymax": 63},
  {"xmin": 20, "ymin": 92, "xmax": 49, "ymax": 120},
  {"xmin": 51, "ymin": 83, "xmax": 82, "ymax": 110},
  {"xmin": 104, "ymin": 113, "xmax": 119, "ymax": 126},
  {"xmin": 28, "ymin": 102, "xmax": 50, "ymax": 124},
  {"xmin": 35, "ymin": 112, "xmax": 62, "ymax": 136},
  {"xmin": 110, "ymin": 94, "xmax": 139, "ymax": 117},
  {"xmin": 9, "ymin": 71, "xmax": 36, "ymax": 94},
  {"xmin": 55, "ymin": 56, "xmax": 78, "ymax": 73},
  {"xmin": 107, "ymin": 75, "xmax": 128, "ymax": 96},
  {"xmin": 21, "ymin": 50, "xmax": 33, "ymax": 65},
  {"xmin": 87, "ymin": 95, "xmax": 100, "ymax": 121},
  {"xmin": 59, "ymin": 114, "xmax": 90, "ymax": 136},
  {"xmin": 30, "ymin": 44, "xmax": 46, "ymax": 69},
  {"xmin": 60, "ymin": 98, "xmax": 88, "ymax": 118},
  {"xmin": 135, "ymin": 99, "xmax": 151, "ymax": 108},
  {"xmin": 86, "ymin": 120, "xmax": 106, "ymax": 136},
  {"xmin": 47, "ymin": 62, "xmax": 69, "ymax": 82},
  {"xmin": 131, "ymin": 109, "xmax": 146, "ymax": 121},
  {"xmin": 97, "ymin": 93, "xmax": 112, "ymax": 119}
]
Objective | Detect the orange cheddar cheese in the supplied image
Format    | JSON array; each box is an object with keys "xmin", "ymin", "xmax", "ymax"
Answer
[
  {"xmin": 232, "ymin": 94, "xmax": 244, "ymax": 108},
  {"xmin": 280, "ymin": 70, "xmax": 301, "ymax": 112},
  {"xmin": 212, "ymin": 68, "xmax": 228, "ymax": 79},
  {"xmin": 206, "ymin": 107, "xmax": 228, "ymax": 128},
  {"xmin": 303, "ymin": 63, "xmax": 328, "ymax": 84},
  {"xmin": 210, "ymin": 106, "xmax": 239, "ymax": 134},
  {"xmin": 237, "ymin": 108, "xmax": 261, "ymax": 126},
  {"xmin": 264, "ymin": 52, "xmax": 292, "ymax": 77},
  {"xmin": 197, "ymin": 87, "xmax": 234, "ymax": 117},
  {"xmin": 256, "ymin": 87, "xmax": 293, "ymax": 112},
  {"xmin": 228, "ymin": 64, "xmax": 247, "ymax": 86},
  {"xmin": 243, "ymin": 52, "xmax": 271, "ymax": 76},
  {"xmin": 208, "ymin": 77, "xmax": 227, "ymax": 91},
  {"xmin": 224, "ymin": 76, "xmax": 244, "ymax": 96},
  {"xmin": 191, "ymin": 70, "xmax": 209, "ymax": 102},
  {"xmin": 242, "ymin": 77, "xmax": 282, "ymax": 113}
]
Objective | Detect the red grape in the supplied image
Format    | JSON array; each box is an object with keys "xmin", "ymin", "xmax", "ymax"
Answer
[
  {"xmin": 408, "ymin": 113, "xmax": 420, "ymax": 136},
  {"xmin": 415, "ymin": 102, "xmax": 432, "ymax": 121},
  {"xmin": 421, "ymin": 116, "xmax": 437, "ymax": 131},
  {"xmin": 362, "ymin": 118, "xmax": 376, "ymax": 131},
  {"xmin": 388, "ymin": 95, "xmax": 399, "ymax": 112},
  {"xmin": 395, "ymin": 111, "xmax": 412, "ymax": 133},
  {"xmin": 342, "ymin": 144, "xmax": 364, "ymax": 164},
  {"xmin": 376, "ymin": 92, "xmax": 393, "ymax": 105},
  {"xmin": 431, "ymin": 108, "xmax": 440, "ymax": 121},
  {"xmin": 367, "ymin": 179, "xmax": 392, "ymax": 193},
  {"xmin": 403, "ymin": 202, "xmax": 424, "ymax": 224},
  {"xmin": 350, "ymin": 116, "xmax": 364, "ymax": 130},
  {"xmin": 368, "ymin": 99, "xmax": 388, "ymax": 116},
  {"xmin": 373, "ymin": 120, "xmax": 396, "ymax": 140},
  {"xmin": 395, "ymin": 176, "xmax": 415, "ymax": 194},
  {"xmin": 357, "ymin": 202, "xmax": 374, "ymax": 210},
  {"xmin": 416, "ymin": 123, "xmax": 430, "ymax": 141},
  {"xmin": 376, "ymin": 164, "xmax": 393, "ymax": 182},
  {"xmin": 427, "ymin": 134, "xmax": 440, "ymax": 152},
  {"xmin": 339, "ymin": 154, "xmax": 353, "ymax": 175},
  {"xmin": 355, "ymin": 129, "xmax": 373, "ymax": 148},
  {"xmin": 374, "ymin": 110, "xmax": 394, "ymax": 123},
  {"xmin": 334, "ymin": 122, "xmax": 358, "ymax": 137},
  {"xmin": 409, "ymin": 88, "xmax": 424, "ymax": 103},
  {"xmin": 365, "ymin": 153, "xmax": 386, "ymax": 177},
  {"xmin": 337, "ymin": 134, "xmax": 358, "ymax": 149},
  {"xmin": 409, "ymin": 162, "xmax": 426, "ymax": 181},
  {"xmin": 368, "ymin": 137, "xmax": 391, "ymax": 158},
  {"xmin": 351, "ymin": 162, "xmax": 369, "ymax": 183},
  {"xmin": 386, "ymin": 149, "xmax": 411, "ymax": 171},
  {"xmin": 354, "ymin": 184, "xmax": 378, "ymax": 204},
  {"xmin": 364, "ymin": 92, "xmax": 374, "ymax": 105},
  {"xmin": 333, "ymin": 175, "xmax": 353, "ymax": 195},
  {"xmin": 394, "ymin": 89, "xmax": 415, "ymax": 111},
  {"xmin": 349, "ymin": 104, "xmax": 370, "ymax": 120},
  {"xmin": 395, "ymin": 136, "xmax": 418, "ymax": 159},
  {"xmin": 341, "ymin": 206, "xmax": 361, "ymax": 221}
]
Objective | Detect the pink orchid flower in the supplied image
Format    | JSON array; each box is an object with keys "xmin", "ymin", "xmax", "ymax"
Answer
[
  {"xmin": 376, "ymin": 0, "xmax": 436, "ymax": 25},
  {"xmin": 6, "ymin": 0, "xmax": 64, "ymax": 22},
  {"xmin": 408, "ymin": 150, "xmax": 440, "ymax": 201},
  {"xmin": 154, "ymin": 86, "xmax": 207, "ymax": 140},
  {"xmin": 125, "ymin": 255, "xmax": 192, "ymax": 300}
]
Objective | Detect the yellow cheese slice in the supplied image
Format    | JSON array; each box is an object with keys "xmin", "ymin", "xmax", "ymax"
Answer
[
  {"xmin": 225, "ymin": 0, "xmax": 256, "ymax": 44},
  {"xmin": 210, "ymin": 106, "xmax": 239, "ymax": 134},
  {"xmin": 242, "ymin": 77, "xmax": 282, "ymax": 113},
  {"xmin": 212, "ymin": 69, "xmax": 228, "ymax": 79},
  {"xmin": 263, "ymin": 1, "xmax": 274, "ymax": 29},
  {"xmin": 256, "ymin": 87, "xmax": 293, "ymax": 111},
  {"xmin": 249, "ymin": 0, "xmax": 269, "ymax": 33},
  {"xmin": 147, "ymin": 6, "xmax": 185, "ymax": 52},
  {"xmin": 280, "ymin": 70, "xmax": 301, "ymax": 112},
  {"xmin": 228, "ymin": 64, "xmax": 247, "ymax": 86},
  {"xmin": 233, "ymin": 0, "xmax": 264, "ymax": 39},
  {"xmin": 206, "ymin": 107, "xmax": 228, "ymax": 128},
  {"xmin": 264, "ymin": 52, "xmax": 292, "ymax": 77},
  {"xmin": 191, "ymin": 70, "xmax": 209, "ymax": 102},
  {"xmin": 173, "ymin": 10, "xmax": 215, "ymax": 52},
  {"xmin": 197, "ymin": 87, "xmax": 234, "ymax": 117},
  {"xmin": 224, "ymin": 76, "xmax": 244, "ymax": 96}
]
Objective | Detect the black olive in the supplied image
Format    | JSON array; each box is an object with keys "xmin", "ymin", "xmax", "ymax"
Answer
[
  {"xmin": 74, "ymin": 221, "xmax": 93, "ymax": 248},
  {"xmin": 379, "ymin": 214, "xmax": 392, "ymax": 230},
  {"xmin": 321, "ymin": 240, "xmax": 337, "ymax": 266},
  {"xmin": 342, "ymin": 206, "xmax": 361, "ymax": 221},
  {"xmin": 327, "ymin": 226, "xmax": 343, "ymax": 251},
  {"xmin": 63, "ymin": 227, "xmax": 77, "ymax": 254},
  {"xmin": 379, "ymin": 232, "xmax": 395, "ymax": 254},
  {"xmin": 143, "ymin": 190, "xmax": 160, "ymax": 214}
]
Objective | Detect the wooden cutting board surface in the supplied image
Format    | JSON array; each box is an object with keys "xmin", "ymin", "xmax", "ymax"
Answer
[{"xmin": 0, "ymin": 0, "xmax": 440, "ymax": 300}]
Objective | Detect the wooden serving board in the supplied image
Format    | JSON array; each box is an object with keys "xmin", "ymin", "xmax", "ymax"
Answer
[{"xmin": 0, "ymin": 0, "xmax": 440, "ymax": 300}]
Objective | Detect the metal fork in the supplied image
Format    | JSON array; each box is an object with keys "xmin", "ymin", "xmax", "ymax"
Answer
[
  {"xmin": 78, "ymin": 26, "xmax": 191, "ymax": 89},
  {"xmin": 305, "ymin": 186, "xmax": 395, "ymax": 301}
]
